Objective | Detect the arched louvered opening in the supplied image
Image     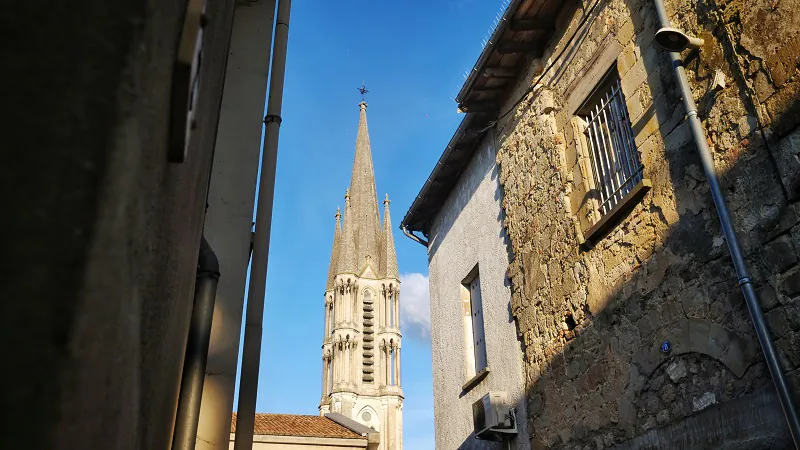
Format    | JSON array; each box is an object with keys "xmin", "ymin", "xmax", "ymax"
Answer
[{"xmin": 362, "ymin": 290, "xmax": 375, "ymax": 383}]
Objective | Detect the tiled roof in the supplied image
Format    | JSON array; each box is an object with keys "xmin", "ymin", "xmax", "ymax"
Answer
[{"xmin": 230, "ymin": 413, "xmax": 362, "ymax": 439}]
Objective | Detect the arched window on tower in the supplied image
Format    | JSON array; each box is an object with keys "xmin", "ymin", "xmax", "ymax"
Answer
[
  {"xmin": 389, "ymin": 339, "xmax": 395, "ymax": 386},
  {"xmin": 388, "ymin": 288, "xmax": 394, "ymax": 327}
]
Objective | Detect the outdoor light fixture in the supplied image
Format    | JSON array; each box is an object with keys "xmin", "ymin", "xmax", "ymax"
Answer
[{"xmin": 654, "ymin": 27, "xmax": 704, "ymax": 52}]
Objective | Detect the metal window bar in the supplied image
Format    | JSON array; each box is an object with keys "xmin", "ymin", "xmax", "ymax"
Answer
[{"xmin": 583, "ymin": 78, "xmax": 643, "ymax": 215}]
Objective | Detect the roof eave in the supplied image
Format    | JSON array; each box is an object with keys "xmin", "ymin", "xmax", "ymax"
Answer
[{"xmin": 455, "ymin": 0, "xmax": 526, "ymax": 106}]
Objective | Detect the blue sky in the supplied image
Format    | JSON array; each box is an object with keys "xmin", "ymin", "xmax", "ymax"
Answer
[{"xmin": 236, "ymin": 1, "xmax": 507, "ymax": 448}]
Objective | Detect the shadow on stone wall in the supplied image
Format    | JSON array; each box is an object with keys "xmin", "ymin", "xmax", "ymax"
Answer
[{"xmin": 448, "ymin": 0, "xmax": 800, "ymax": 448}]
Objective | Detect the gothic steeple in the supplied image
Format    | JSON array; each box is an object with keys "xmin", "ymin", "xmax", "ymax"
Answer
[
  {"xmin": 381, "ymin": 194, "xmax": 399, "ymax": 280},
  {"xmin": 320, "ymin": 98, "xmax": 403, "ymax": 450},
  {"xmin": 348, "ymin": 101, "xmax": 382, "ymax": 273}
]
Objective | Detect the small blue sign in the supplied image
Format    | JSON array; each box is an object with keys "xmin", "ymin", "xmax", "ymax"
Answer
[{"xmin": 661, "ymin": 341, "xmax": 671, "ymax": 353}]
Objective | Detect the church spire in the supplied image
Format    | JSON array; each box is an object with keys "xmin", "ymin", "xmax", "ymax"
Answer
[
  {"xmin": 325, "ymin": 207, "xmax": 341, "ymax": 289},
  {"xmin": 348, "ymin": 101, "xmax": 382, "ymax": 273},
  {"xmin": 320, "ymin": 97, "xmax": 403, "ymax": 447},
  {"xmin": 382, "ymin": 194, "xmax": 399, "ymax": 280}
]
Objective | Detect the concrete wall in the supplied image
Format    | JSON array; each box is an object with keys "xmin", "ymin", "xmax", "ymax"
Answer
[
  {"xmin": 427, "ymin": 136, "xmax": 529, "ymax": 450},
  {"xmin": 2, "ymin": 1, "xmax": 235, "ymax": 449},
  {"xmin": 198, "ymin": 1, "xmax": 275, "ymax": 448},
  {"xmin": 490, "ymin": 0, "xmax": 800, "ymax": 447}
]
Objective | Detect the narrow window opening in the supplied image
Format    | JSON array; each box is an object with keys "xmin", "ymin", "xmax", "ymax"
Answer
[
  {"xmin": 461, "ymin": 264, "xmax": 487, "ymax": 381},
  {"xmin": 577, "ymin": 64, "xmax": 643, "ymax": 217}
]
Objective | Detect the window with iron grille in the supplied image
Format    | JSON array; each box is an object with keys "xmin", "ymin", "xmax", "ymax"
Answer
[{"xmin": 576, "ymin": 67, "xmax": 643, "ymax": 216}]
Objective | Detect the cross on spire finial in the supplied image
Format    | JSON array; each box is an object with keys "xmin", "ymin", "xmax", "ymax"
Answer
[
  {"xmin": 358, "ymin": 81, "xmax": 369, "ymax": 101},
  {"xmin": 384, "ymin": 193, "xmax": 391, "ymax": 206}
]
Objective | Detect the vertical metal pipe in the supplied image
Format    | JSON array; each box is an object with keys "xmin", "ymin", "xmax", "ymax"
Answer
[
  {"xmin": 233, "ymin": 0, "xmax": 291, "ymax": 448},
  {"xmin": 172, "ymin": 236, "xmax": 221, "ymax": 450},
  {"xmin": 652, "ymin": 0, "xmax": 800, "ymax": 445}
]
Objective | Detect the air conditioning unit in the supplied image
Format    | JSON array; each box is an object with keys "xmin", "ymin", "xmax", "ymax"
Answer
[{"xmin": 472, "ymin": 392, "xmax": 517, "ymax": 441}]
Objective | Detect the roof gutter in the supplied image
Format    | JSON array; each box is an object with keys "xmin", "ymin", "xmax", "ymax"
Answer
[
  {"xmin": 456, "ymin": 0, "xmax": 525, "ymax": 106},
  {"xmin": 324, "ymin": 413, "xmax": 380, "ymax": 450}
]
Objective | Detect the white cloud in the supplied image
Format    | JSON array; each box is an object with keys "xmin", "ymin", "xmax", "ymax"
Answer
[{"xmin": 399, "ymin": 273, "xmax": 431, "ymax": 342}]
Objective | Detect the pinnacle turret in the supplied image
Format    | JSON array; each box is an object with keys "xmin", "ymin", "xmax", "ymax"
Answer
[
  {"xmin": 381, "ymin": 194, "xmax": 399, "ymax": 280},
  {"xmin": 325, "ymin": 208, "xmax": 342, "ymax": 289},
  {"xmin": 337, "ymin": 190, "xmax": 357, "ymax": 274}
]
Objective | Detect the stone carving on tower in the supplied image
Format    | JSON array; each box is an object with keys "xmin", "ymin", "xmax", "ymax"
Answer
[{"xmin": 320, "ymin": 97, "xmax": 403, "ymax": 450}]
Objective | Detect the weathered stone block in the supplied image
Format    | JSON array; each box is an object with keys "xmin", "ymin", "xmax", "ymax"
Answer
[
  {"xmin": 757, "ymin": 283, "xmax": 780, "ymax": 311},
  {"xmin": 762, "ymin": 234, "xmax": 798, "ymax": 273},
  {"xmin": 663, "ymin": 121, "xmax": 693, "ymax": 153},
  {"xmin": 775, "ymin": 338, "xmax": 797, "ymax": 371},
  {"xmin": 707, "ymin": 323, "xmax": 733, "ymax": 360},
  {"xmin": 688, "ymin": 319, "xmax": 711, "ymax": 354},
  {"xmin": 785, "ymin": 302, "xmax": 800, "ymax": 331},
  {"xmin": 632, "ymin": 344, "xmax": 661, "ymax": 377},
  {"xmin": 780, "ymin": 266, "xmax": 800, "ymax": 297},
  {"xmin": 661, "ymin": 318, "xmax": 691, "ymax": 355},
  {"xmin": 621, "ymin": 59, "xmax": 648, "ymax": 99},
  {"xmin": 618, "ymin": 42, "xmax": 638, "ymax": 80},
  {"xmin": 692, "ymin": 392, "xmax": 717, "ymax": 411},
  {"xmin": 665, "ymin": 360, "xmax": 687, "ymax": 382},
  {"xmin": 634, "ymin": 114, "xmax": 661, "ymax": 148},
  {"xmin": 616, "ymin": 19, "xmax": 635, "ymax": 46},
  {"xmin": 765, "ymin": 202, "xmax": 800, "ymax": 241},
  {"xmin": 765, "ymin": 307, "xmax": 790, "ymax": 338},
  {"xmin": 721, "ymin": 336, "xmax": 751, "ymax": 378}
]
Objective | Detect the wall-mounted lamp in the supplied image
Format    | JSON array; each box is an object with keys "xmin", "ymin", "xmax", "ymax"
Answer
[{"xmin": 654, "ymin": 27, "xmax": 705, "ymax": 52}]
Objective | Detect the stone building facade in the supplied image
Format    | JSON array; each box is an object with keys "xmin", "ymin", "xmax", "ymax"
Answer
[
  {"xmin": 319, "ymin": 101, "xmax": 404, "ymax": 450},
  {"xmin": 402, "ymin": 0, "xmax": 800, "ymax": 447}
]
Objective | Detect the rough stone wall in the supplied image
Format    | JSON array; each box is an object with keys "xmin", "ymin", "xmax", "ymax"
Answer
[
  {"xmin": 492, "ymin": 0, "xmax": 800, "ymax": 447},
  {"xmin": 2, "ymin": 1, "xmax": 235, "ymax": 449},
  {"xmin": 427, "ymin": 136, "xmax": 529, "ymax": 450}
]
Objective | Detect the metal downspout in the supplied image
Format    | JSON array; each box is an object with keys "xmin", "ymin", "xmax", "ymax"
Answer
[
  {"xmin": 401, "ymin": 225, "xmax": 429, "ymax": 247},
  {"xmin": 233, "ymin": 0, "xmax": 291, "ymax": 448},
  {"xmin": 651, "ymin": 1, "xmax": 800, "ymax": 445},
  {"xmin": 172, "ymin": 236, "xmax": 221, "ymax": 450}
]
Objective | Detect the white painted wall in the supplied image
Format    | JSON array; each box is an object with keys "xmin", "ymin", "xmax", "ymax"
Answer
[{"xmin": 427, "ymin": 134, "xmax": 529, "ymax": 450}]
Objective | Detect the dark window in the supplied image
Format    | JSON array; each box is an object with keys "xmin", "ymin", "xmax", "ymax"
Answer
[{"xmin": 577, "ymin": 67, "xmax": 643, "ymax": 216}]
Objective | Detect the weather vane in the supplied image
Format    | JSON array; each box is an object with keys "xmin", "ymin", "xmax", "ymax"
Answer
[{"xmin": 358, "ymin": 82, "xmax": 369, "ymax": 101}]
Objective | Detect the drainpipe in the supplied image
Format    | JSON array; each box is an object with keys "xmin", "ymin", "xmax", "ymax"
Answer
[
  {"xmin": 651, "ymin": 0, "xmax": 800, "ymax": 445},
  {"xmin": 233, "ymin": 0, "xmax": 291, "ymax": 448},
  {"xmin": 172, "ymin": 236, "xmax": 221, "ymax": 450},
  {"xmin": 401, "ymin": 225, "xmax": 428, "ymax": 248}
]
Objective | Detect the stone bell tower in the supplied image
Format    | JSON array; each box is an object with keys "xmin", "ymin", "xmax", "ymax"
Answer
[{"xmin": 319, "ymin": 99, "xmax": 403, "ymax": 450}]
